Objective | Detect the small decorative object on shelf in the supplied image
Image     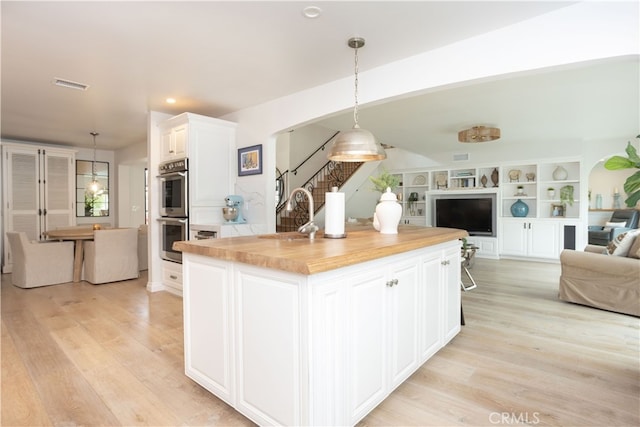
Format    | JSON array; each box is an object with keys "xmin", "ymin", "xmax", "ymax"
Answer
[
  {"xmin": 553, "ymin": 165, "xmax": 568, "ymax": 180},
  {"xmin": 551, "ymin": 204, "xmax": 565, "ymax": 217},
  {"xmin": 436, "ymin": 173, "xmax": 447, "ymax": 189},
  {"xmin": 547, "ymin": 187, "xmax": 555, "ymax": 199},
  {"xmin": 560, "ymin": 185, "xmax": 574, "ymax": 206},
  {"xmin": 613, "ymin": 189, "xmax": 622, "ymax": 209},
  {"xmin": 595, "ymin": 194, "xmax": 603, "ymax": 209},
  {"xmin": 491, "ymin": 168, "xmax": 499, "ymax": 187},
  {"xmin": 510, "ymin": 199, "xmax": 529, "ymax": 217},
  {"xmin": 508, "ymin": 169, "xmax": 521, "ymax": 182},
  {"xmin": 526, "ymin": 172, "xmax": 535, "ymax": 182},
  {"xmin": 516, "ymin": 185, "xmax": 525, "ymax": 196},
  {"xmin": 480, "ymin": 174, "xmax": 488, "ymax": 188},
  {"xmin": 408, "ymin": 192, "xmax": 419, "ymax": 216}
]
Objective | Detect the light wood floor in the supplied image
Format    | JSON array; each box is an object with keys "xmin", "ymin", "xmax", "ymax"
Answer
[{"xmin": 2, "ymin": 260, "xmax": 638, "ymax": 427}]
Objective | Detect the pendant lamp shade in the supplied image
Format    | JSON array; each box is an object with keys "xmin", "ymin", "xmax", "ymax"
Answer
[
  {"xmin": 328, "ymin": 125, "xmax": 386, "ymax": 161},
  {"xmin": 328, "ymin": 37, "xmax": 386, "ymax": 162}
]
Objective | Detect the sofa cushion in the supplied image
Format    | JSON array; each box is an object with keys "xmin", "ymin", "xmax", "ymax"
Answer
[
  {"xmin": 627, "ymin": 235, "xmax": 640, "ymax": 259},
  {"xmin": 606, "ymin": 221, "xmax": 628, "ymax": 228},
  {"xmin": 605, "ymin": 229, "xmax": 640, "ymax": 256}
]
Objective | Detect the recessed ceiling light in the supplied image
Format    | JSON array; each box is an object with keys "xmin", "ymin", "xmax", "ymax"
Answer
[
  {"xmin": 166, "ymin": 98, "xmax": 176, "ymax": 104},
  {"xmin": 303, "ymin": 6, "xmax": 322, "ymax": 18},
  {"xmin": 53, "ymin": 78, "xmax": 89, "ymax": 91}
]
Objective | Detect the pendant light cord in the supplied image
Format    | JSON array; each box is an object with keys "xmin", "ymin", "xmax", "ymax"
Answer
[
  {"xmin": 353, "ymin": 43, "xmax": 360, "ymax": 127},
  {"xmin": 91, "ymin": 132, "xmax": 98, "ymax": 180}
]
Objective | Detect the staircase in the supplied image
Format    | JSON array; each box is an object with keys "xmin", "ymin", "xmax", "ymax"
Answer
[{"xmin": 277, "ymin": 161, "xmax": 363, "ymax": 232}]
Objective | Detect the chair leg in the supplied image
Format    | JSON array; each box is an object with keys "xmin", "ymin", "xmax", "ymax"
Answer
[{"xmin": 461, "ymin": 265, "xmax": 477, "ymax": 291}]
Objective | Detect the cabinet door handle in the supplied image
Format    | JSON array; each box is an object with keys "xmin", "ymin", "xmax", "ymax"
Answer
[
  {"xmin": 523, "ymin": 223, "xmax": 526, "ymax": 229},
  {"xmin": 528, "ymin": 223, "xmax": 531, "ymax": 229},
  {"xmin": 441, "ymin": 260, "xmax": 450, "ymax": 266},
  {"xmin": 393, "ymin": 279, "xmax": 399, "ymax": 286},
  {"xmin": 386, "ymin": 280, "xmax": 393, "ymax": 287},
  {"xmin": 170, "ymin": 274, "xmax": 178, "ymax": 280}
]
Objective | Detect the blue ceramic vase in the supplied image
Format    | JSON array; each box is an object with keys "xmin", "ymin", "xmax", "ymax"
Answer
[{"xmin": 510, "ymin": 199, "xmax": 529, "ymax": 217}]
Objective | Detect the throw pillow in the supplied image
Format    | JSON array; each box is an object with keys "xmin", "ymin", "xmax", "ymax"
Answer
[
  {"xmin": 627, "ymin": 234, "xmax": 640, "ymax": 259},
  {"xmin": 606, "ymin": 221, "xmax": 628, "ymax": 228},
  {"xmin": 605, "ymin": 229, "xmax": 640, "ymax": 256}
]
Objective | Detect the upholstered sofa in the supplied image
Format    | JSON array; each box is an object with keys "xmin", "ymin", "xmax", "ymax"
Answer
[{"xmin": 559, "ymin": 232, "xmax": 640, "ymax": 317}]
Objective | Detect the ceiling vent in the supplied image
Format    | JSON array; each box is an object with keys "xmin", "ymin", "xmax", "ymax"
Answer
[
  {"xmin": 453, "ymin": 153, "xmax": 470, "ymax": 162},
  {"xmin": 53, "ymin": 78, "xmax": 89, "ymax": 91}
]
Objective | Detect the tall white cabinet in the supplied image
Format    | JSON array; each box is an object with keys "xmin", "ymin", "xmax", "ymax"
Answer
[
  {"xmin": 158, "ymin": 112, "xmax": 237, "ymax": 225},
  {"xmin": 2, "ymin": 143, "xmax": 75, "ymax": 273},
  {"xmin": 155, "ymin": 113, "xmax": 236, "ymax": 294}
]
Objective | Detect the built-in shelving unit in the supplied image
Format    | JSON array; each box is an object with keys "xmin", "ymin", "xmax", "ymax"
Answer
[{"xmin": 390, "ymin": 158, "xmax": 583, "ymax": 260}]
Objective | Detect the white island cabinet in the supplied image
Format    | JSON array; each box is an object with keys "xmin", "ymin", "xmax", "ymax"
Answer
[{"xmin": 179, "ymin": 228, "xmax": 463, "ymax": 427}]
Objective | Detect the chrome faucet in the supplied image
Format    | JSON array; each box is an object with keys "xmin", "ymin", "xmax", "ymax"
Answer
[{"xmin": 285, "ymin": 187, "xmax": 319, "ymax": 240}]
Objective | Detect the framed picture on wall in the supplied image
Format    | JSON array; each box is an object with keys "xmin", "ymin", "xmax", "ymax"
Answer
[
  {"xmin": 238, "ymin": 144, "xmax": 262, "ymax": 176},
  {"xmin": 551, "ymin": 204, "xmax": 565, "ymax": 217}
]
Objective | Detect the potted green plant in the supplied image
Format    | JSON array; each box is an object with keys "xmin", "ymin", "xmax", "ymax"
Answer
[
  {"xmin": 369, "ymin": 169, "xmax": 401, "ymax": 193},
  {"xmin": 560, "ymin": 185, "xmax": 574, "ymax": 206},
  {"xmin": 547, "ymin": 187, "xmax": 555, "ymax": 198},
  {"xmin": 84, "ymin": 193, "xmax": 97, "ymax": 216},
  {"xmin": 604, "ymin": 135, "xmax": 640, "ymax": 208}
]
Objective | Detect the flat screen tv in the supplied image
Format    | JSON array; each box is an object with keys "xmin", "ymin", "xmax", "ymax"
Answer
[{"xmin": 434, "ymin": 195, "xmax": 496, "ymax": 237}]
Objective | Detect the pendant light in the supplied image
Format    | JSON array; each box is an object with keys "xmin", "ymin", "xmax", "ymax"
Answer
[
  {"xmin": 327, "ymin": 37, "xmax": 386, "ymax": 162},
  {"xmin": 87, "ymin": 132, "xmax": 103, "ymax": 195}
]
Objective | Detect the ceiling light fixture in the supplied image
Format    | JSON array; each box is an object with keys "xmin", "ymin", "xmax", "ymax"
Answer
[
  {"xmin": 458, "ymin": 126, "xmax": 501, "ymax": 143},
  {"xmin": 166, "ymin": 98, "xmax": 176, "ymax": 104},
  {"xmin": 302, "ymin": 6, "xmax": 322, "ymax": 18},
  {"xmin": 87, "ymin": 132, "xmax": 103, "ymax": 196},
  {"xmin": 53, "ymin": 78, "xmax": 89, "ymax": 91},
  {"xmin": 327, "ymin": 37, "xmax": 386, "ymax": 162}
]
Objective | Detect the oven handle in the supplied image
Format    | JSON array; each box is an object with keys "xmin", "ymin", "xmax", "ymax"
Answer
[
  {"xmin": 157, "ymin": 171, "xmax": 187, "ymax": 179},
  {"xmin": 156, "ymin": 217, "xmax": 188, "ymax": 224}
]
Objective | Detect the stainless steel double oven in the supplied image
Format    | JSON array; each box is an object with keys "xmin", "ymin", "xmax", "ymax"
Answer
[{"xmin": 157, "ymin": 158, "xmax": 188, "ymax": 263}]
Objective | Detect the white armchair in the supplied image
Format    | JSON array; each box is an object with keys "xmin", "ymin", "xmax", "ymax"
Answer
[
  {"xmin": 83, "ymin": 228, "xmax": 139, "ymax": 284},
  {"xmin": 6, "ymin": 231, "xmax": 74, "ymax": 288}
]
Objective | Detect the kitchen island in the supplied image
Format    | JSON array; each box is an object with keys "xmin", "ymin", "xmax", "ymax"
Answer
[{"xmin": 174, "ymin": 226, "xmax": 467, "ymax": 426}]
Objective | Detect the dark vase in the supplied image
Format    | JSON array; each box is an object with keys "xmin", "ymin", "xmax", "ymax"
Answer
[
  {"xmin": 510, "ymin": 199, "xmax": 529, "ymax": 217},
  {"xmin": 491, "ymin": 168, "xmax": 499, "ymax": 187}
]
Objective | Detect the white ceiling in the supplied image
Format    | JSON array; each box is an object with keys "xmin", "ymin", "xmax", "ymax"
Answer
[{"xmin": 1, "ymin": 1, "xmax": 638, "ymax": 156}]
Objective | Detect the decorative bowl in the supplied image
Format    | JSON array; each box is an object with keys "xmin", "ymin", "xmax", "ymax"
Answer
[{"xmin": 222, "ymin": 207, "xmax": 239, "ymax": 221}]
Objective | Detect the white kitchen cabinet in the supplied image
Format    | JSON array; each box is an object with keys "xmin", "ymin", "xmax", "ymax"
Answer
[
  {"xmin": 500, "ymin": 218, "xmax": 559, "ymax": 259},
  {"xmin": 161, "ymin": 260, "xmax": 183, "ymax": 295},
  {"xmin": 182, "ymin": 255, "xmax": 233, "ymax": 404},
  {"xmin": 160, "ymin": 123, "xmax": 187, "ymax": 161},
  {"xmin": 2, "ymin": 143, "xmax": 75, "ymax": 273},
  {"xmin": 181, "ymin": 239, "xmax": 461, "ymax": 426}
]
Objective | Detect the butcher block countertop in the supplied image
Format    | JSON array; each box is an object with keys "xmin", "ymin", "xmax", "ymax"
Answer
[{"xmin": 173, "ymin": 226, "xmax": 467, "ymax": 275}]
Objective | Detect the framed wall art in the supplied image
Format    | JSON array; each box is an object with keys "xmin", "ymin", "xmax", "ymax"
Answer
[
  {"xmin": 238, "ymin": 144, "xmax": 262, "ymax": 176},
  {"xmin": 551, "ymin": 204, "xmax": 565, "ymax": 217}
]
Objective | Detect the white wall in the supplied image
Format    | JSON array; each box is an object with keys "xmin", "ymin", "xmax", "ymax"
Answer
[
  {"xmin": 115, "ymin": 140, "xmax": 147, "ymax": 228},
  {"xmin": 222, "ymin": 2, "xmax": 639, "ymax": 233}
]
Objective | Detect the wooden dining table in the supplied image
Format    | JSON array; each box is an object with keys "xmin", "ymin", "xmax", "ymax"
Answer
[{"xmin": 44, "ymin": 228, "xmax": 95, "ymax": 282}]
